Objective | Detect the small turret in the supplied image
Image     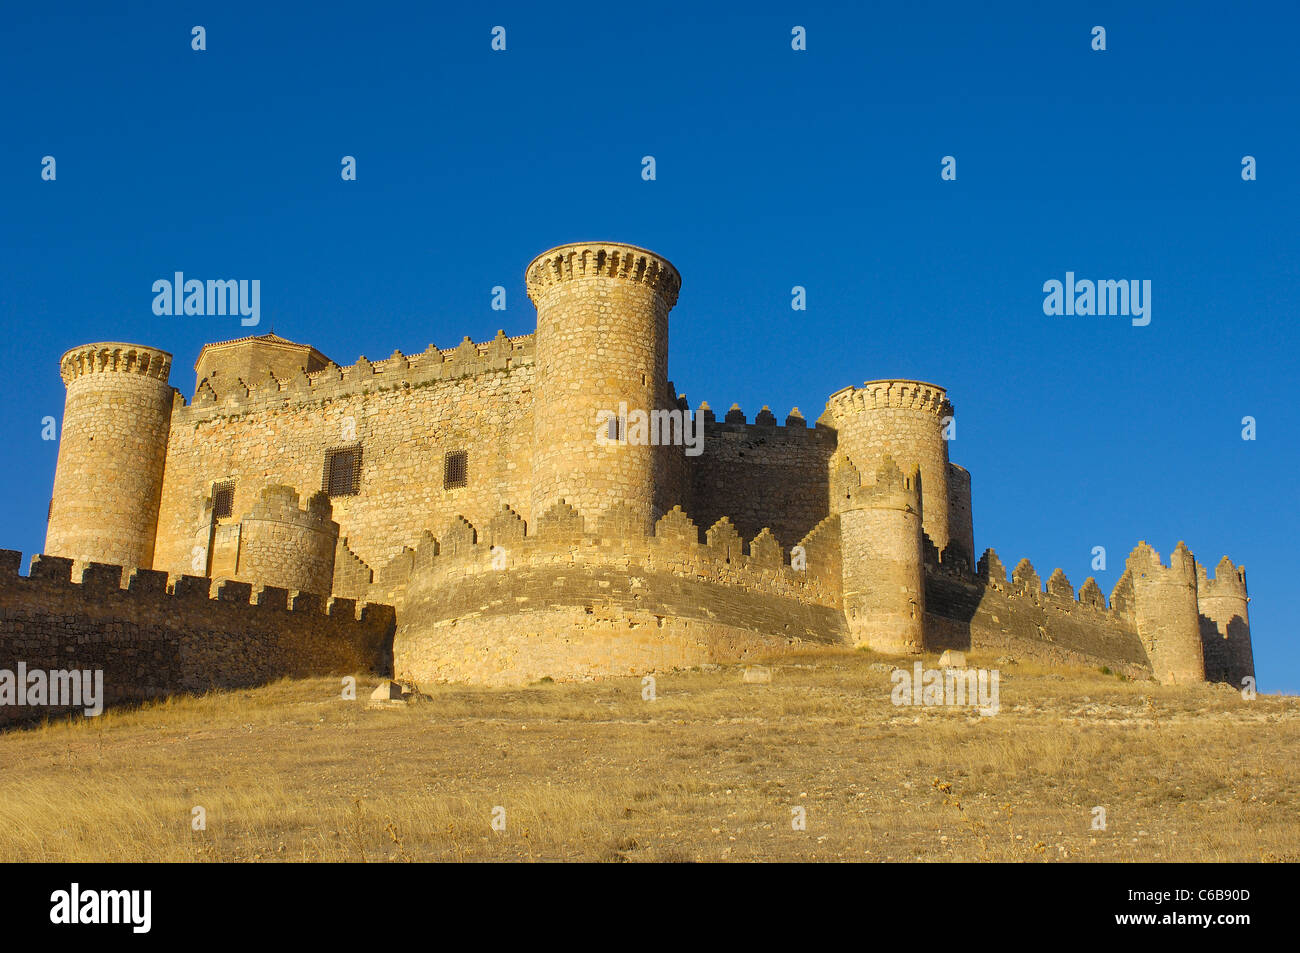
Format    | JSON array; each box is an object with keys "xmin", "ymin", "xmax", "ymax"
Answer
[
  {"xmin": 233, "ymin": 485, "xmax": 340, "ymax": 595},
  {"xmin": 1126, "ymin": 541, "xmax": 1205, "ymax": 685},
  {"xmin": 839, "ymin": 454, "xmax": 925, "ymax": 655},
  {"xmin": 1197, "ymin": 556, "xmax": 1254, "ymax": 686},
  {"xmin": 823, "ymin": 379, "xmax": 955, "ymax": 554}
]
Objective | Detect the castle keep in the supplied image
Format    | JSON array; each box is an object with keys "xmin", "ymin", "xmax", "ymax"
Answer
[{"xmin": 29, "ymin": 241, "xmax": 1255, "ymax": 691}]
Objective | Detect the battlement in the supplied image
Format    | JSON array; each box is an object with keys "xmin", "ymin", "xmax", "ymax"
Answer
[
  {"xmin": 525, "ymin": 241, "xmax": 681, "ymax": 307},
  {"xmin": 824, "ymin": 379, "xmax": 953, "ymax": 421},
  {"xmin": 0, "ymin": 550, "xmax": 389, "ymax": 621},
  {"xmin": 927, "ymin": 550, "xmax": 1152, "ymax": 677},
  {"xmin": 0, "ymin": 549, "xmax": 394, "ymax": 723},
  {"xmin": 373, "ymin": 500, "xmax": 843, "ymax": 609},
  {"xmin": 59, "ymin": 342, "xmax": 173, "ymax": 385},
  {"xmin": 975, "ymin": 547, "xmax": 1119, "ymax": 617},
  {"xmin": 1198, "ymin": 555, "xmax": 1248, "ymax": 598},
  {"xmin": 844, "ymin": 454, "xmax": 922, "ymax": 509},
  {"xmin": 695, "ymin": 403, "xmax": 837, "ymax": 454},
  {"xmin": 696, "ymin": 401, "xmax": 834, "ymax": 438},
  {"xmin": 391, "ymin": 501, "xmax": 846, "ymax": 686},
  {"xmin": 1126, "ymin": 540, "xmax": 1197, "ymax": 580},
  {"xmin": 180, "ymin": 330, "xmax": 535, "ymax": 416}
]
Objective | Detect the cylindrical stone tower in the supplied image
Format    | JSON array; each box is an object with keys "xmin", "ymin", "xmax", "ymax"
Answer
[
  {"xmin": 1197, "ymin": 556, "xmax": 1254, "ymax": 686},
  {"xmin": 235, "ymin": 485, "xmax": 339, "ymax": 595},
  {"xmin": 824, "ymin": 380, "xmax": 954, "ymax": 555},
  {"xmin": 525, "ymin": 242, "xmax": 681, "ymax": 533},
  {"xmin": 1128, "ymin": 541, "xmax": 1206, "ymax": 685},
  {"xmin": 840, "ymin": 455, "xmax": 926, "ymax": 655},
  {"xmin": 46, "ymin": 342, "xmax": 175, "ymax": 568}
]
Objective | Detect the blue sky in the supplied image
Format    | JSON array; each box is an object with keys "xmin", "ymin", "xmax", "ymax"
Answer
[{"xmin": 2, "ymin": 2, "xmax": 1296, "ymax": 690}]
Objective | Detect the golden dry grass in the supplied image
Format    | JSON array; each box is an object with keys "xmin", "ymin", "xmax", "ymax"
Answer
[{"xmin": 0, "ymin": 649, "xmax": 1295, "ymax": 862}]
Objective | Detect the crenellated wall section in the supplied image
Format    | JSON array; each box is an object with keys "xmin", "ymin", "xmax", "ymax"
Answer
[
  {"xmin": 0, "ymin": 550, "xmax": 394, "ymax": 725},
  {"xmin": 688, "ymin": 403, "xmax": 836, "ymax": 550},
  {"xmin": 923, "ymin": 549, "xmax": 1152, "ymax": 677},
  {"xmin": 387, "ymin": 501, "xmax": 846, "ymax": 687},
  {"xmin": 152, "ymin": 331, "xmax": 538, "ymax": 581}
]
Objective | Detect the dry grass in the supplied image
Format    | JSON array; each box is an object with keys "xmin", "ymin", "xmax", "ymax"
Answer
[{"xmin": 0, "ymin": 649, "xmax": 1296, "ymax": 862}]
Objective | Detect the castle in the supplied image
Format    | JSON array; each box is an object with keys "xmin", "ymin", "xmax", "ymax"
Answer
[{"xmin": 28, "ymin": 241, "xmax": 1254, "ymax": 692}]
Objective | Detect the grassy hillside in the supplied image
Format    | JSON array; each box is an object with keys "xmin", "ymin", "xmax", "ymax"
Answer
[{"xmin": 1, "ymin": 649, "xmax": 1294, "ymax": 862}]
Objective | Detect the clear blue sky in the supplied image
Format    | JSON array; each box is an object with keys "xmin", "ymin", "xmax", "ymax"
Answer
[{"xmin": 1, "ymin": 2, "xmax": 1295, "ymax": 690}]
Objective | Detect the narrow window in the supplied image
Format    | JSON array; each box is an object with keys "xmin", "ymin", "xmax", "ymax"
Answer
[
  {"xmin": 211, "ymin": 480, "xmax": 235, "ymax": 519},
  {"xmin": 443, "ymin": 450, "xmax": 468, "ymax": 490},
  {"xmin": 324, "ymin": 446, "xmax": 362, "ymax": 497}
]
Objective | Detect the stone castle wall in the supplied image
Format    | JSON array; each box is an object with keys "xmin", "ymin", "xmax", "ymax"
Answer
[
  {"xmin": 688, "ymin": 412, "xmax": 836, "ymax": 553},
  {"xmin": 0, "ymin": 550, "xmax": 394, "ymax": 726},
  {"xmin": 34, "ymin": 241, "xmax": 1255, "ymax": 692},
  {"xmin": 389, "ymin": 502, "xmax": 845, "ymax": 687},
  {"xmin": 151, "ymin": 332, "xmax": 538, "ymax": 583},
  {"xmin": 946, "ymin": 464, "xmax": 975, "ymax": 564},
  {"xmin": 924, "ymin": 553, "xmax": 1152, "ymax": 678}
]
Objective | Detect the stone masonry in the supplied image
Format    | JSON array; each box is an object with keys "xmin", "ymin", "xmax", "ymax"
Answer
[
  {"xmin": 25, "ymin": 240, "xmax": 1255, "ymax": 693},
  {"xmin": 0, "ymin": 549, "xmax": 393, "ymax": 726}
]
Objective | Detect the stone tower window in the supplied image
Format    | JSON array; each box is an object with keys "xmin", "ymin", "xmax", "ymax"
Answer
[
  {"xmin": 443, "ymin": 450, "xmax": 468, "ymax": 490},
  {"xmin": 324, "ymin": 445, "xmax": 363, "ymax": 497},
  {"xmin": 211, "ymin": 481, "xmax": 235, "ymax": 520}
]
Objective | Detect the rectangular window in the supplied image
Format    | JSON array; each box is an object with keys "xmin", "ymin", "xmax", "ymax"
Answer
[
  {"xmin": 324, "ymin": 446, "xmax": 362, "ymax": 497},
  {"xmin": 211, "ymin": 480, "xmax": 235, "ymax": 519},
  {"xmin": 443, "ymin": 450, "xmax": 468, "ymax": 490}
]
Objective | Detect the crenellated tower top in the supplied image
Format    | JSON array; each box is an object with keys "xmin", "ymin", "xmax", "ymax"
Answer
[
  {"xmin": 844, "ymin": 454, "xmax": 922, "ymax": 511},
  {"xmin": 824, "ymin": 379, "xmax": 952, "ymax": 422},
  {"xmin": 59, "ymin": 342, "xmax": 172, "ymax": 386},
  {"xmin": 525, "ymin": 241, "xmax": 681, "ymax": 308}
]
